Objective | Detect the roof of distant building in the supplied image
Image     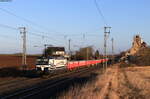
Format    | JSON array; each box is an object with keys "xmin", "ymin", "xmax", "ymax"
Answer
[{"xmin": 47, "ymin": 47, "xmax": 65, "ymax": 51}]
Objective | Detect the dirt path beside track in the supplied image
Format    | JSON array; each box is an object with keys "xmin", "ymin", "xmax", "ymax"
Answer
[{"xmin": 58, "ymin": 65, "xmax": 150, "ymax": 99}]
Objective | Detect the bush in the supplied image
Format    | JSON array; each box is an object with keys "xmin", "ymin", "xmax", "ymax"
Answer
[{"xmin": 130, "ymin": 47, "xmax": 150, "ymax": 66}]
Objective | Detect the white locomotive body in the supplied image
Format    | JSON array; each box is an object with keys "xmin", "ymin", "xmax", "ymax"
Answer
[{"xmin": 36, "ymin": 56, "xmax": 67, "ymax": 71}]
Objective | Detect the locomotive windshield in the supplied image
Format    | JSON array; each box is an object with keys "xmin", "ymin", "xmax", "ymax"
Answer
[
  {"xmin": 36, "ymin": 57, "xmax": 49, "ymax": 65},
  {"xmin": 36, "ymin": 56, "xmax": 66, "ymax": 65}
]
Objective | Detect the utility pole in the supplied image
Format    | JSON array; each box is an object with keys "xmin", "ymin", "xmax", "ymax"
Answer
[
  {"xmin": 111, "ymin": 38, "xmax": 114, "ymax": 64},
  {"xmin": 19, "ymin": 27, "xmax": 27, "ymax": 70},
  {"xmin": 86, "ymin": 47, "xmax": 88, "ymax": 60},
  {"xmin": 44, "ymin": 44, "xmax": 47, "ymax": 57},
  {"xmin": 104, "ymin": 26, "xmax": 111, "ymax": 69},
  {"xmin": 68, "ymin": 39, "xmax": 71, "ymax": 60}
]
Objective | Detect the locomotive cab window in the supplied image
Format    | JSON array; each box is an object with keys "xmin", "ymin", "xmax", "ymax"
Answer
[{"xmin": 36, "ymin": 58, "xmax": 49, "ymax": 65}]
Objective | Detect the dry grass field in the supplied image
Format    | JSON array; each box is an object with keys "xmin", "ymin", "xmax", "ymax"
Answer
[{"xmin": 58, "ymin": 65, "xmax": 150, "ymax": 99}]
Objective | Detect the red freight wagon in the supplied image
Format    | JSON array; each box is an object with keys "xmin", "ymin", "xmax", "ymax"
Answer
[{"xmin": 67, "ymin": 59, "xmax": 107, "ymax": 70}]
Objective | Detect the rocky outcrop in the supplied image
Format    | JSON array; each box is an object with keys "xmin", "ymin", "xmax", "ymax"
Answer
[{"xmin": 126, "ymin": 35, "xmax": 147, "ymax": 55}]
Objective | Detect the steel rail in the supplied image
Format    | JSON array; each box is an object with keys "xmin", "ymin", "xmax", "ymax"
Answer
[
  {"xmin": 21, "ymin": 67, "xmax": 93, "ymax": 99},
  {"xmin": 0, "ymin": 66, "xmax": 88, "ymax": 94},
  {"xmin": 1, "ymin": 66, "xmax": 97, "ymax": 99}
]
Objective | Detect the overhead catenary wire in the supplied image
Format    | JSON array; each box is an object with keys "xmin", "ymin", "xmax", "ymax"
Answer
[
  {"xmin": 0, "ymin": 7, "xmax": 65, "ymax": 36},
  {"xmin": 0, "ymin": 24, "xmax": 19, "ymax": 40},
  {"xmin": 94, "ymin": 0, "xmax": 108, "ymax": 26},
  {"xmin": 0, "ymin": 34, "xmax": 22, "ymax": 53},
  {"xmin": 0, "ymin": 7, "xmax": 49, "ymax": 32},
  {"xmin": 0, "ymin": 6, "xmax": 67, "ymax": 45},
  {"xmin": 28, "ymin": 32, "xmax": 63, "ymax": 45},
  {"xmin": 0, "ymin": 34, "xmax": 18, "ymax": 40},
  {"xmin": 0, "ymin": 7, "xmax": 100, "ymax": 43},
  {"xmin": 0, "ymin": 7, "xmax": 104, "ymax": 51},
  {"xmin": 0, "ymin": 24, "xmax": 18, "ymax": 30},
  {"xmin": 0, "ymin": 24, "xmax": 63, "ymax": 45},
  {"xmin": 0, "ymin": 23, "xmax": 99, "ymax": 46},
  {"xmin": 94, "ymin": 0, "xmax": 112, "ymax": 71},
  {"xmin": 0, "ymin": 7, "xmax": 104, "ymax": 45}
]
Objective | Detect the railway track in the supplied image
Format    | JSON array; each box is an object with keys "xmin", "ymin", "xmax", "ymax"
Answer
[
  {"xmin": 1, "ymin": 65, "xmax": 101, "ymax": 99},
  {"xmin": 0, "ymin": 67, "xmax": 87, "ymax": 94},
  {"xmin": 0, "ymin": 78, "xmax": 27, "ymax": 86},
  {"xmin": 0, "ymin": 76, "xmax": 46, "ymax": 95}
]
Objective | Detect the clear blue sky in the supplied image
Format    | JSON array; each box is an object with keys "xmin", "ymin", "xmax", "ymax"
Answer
[{"xmin": 0, "ymin": 0, "xmax": 150, "ymax": 54}]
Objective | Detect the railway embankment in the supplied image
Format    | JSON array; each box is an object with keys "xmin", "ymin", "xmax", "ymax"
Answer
[{"xmin": 0, "ymin": 65, "xmax": 102, "ymax": 98}]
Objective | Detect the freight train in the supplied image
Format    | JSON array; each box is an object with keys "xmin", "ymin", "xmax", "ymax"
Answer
[{"xmin": 36, "ymin": 56, "xmax": 108, "ymax": 72}]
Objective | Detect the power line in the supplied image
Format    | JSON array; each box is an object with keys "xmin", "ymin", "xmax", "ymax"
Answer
[
  {"xmin": 0, "ymin": 7, "xmax": 47, "ymax": 31},
  {"xmin": 0, "ymin": 24, "xmax": 104, "ymax": 54},
  {"xmin": 0, "ymin": 24, "xmax": 63, "ymax": 45},
  {"xmin": 0, "ymin": 7, "xmax": 104, "ymax": 48},
  {"xmin": 29, "ymin": 32, "xmax": 63, "ymax": 45},
  {"xmin": 94, "ymin": 0, "xmax": 108, "ymax": 26},
  {"xmin": 0, "ymin": 34, "xmax": 18, "ymax": 40},
  {"xmin": 0, "ymin": 24, "xmax": 19, "ymax": 40},
  {"xmin": 0, "ymin": 7, "xmax": 65, "ymax": 36},
  {"xmin": 0, "ymin": 7, "xmax": 104, "ymax": 50},
  {"xmin": 0, "ymin": 8, "xmax": 35, "ymax": 25},
  {"xmin": 0, "ymin": 24, "xmax": 18, "ymax": 30}
]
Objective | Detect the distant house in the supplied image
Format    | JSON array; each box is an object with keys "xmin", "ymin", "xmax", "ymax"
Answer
[
  {"xmin": 47, "ymin": 47, "xmax": 65, "ymax": 56},
  {"xmin": 45, "ymin": 47, "xmax": 70, "ymax": 59}
]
